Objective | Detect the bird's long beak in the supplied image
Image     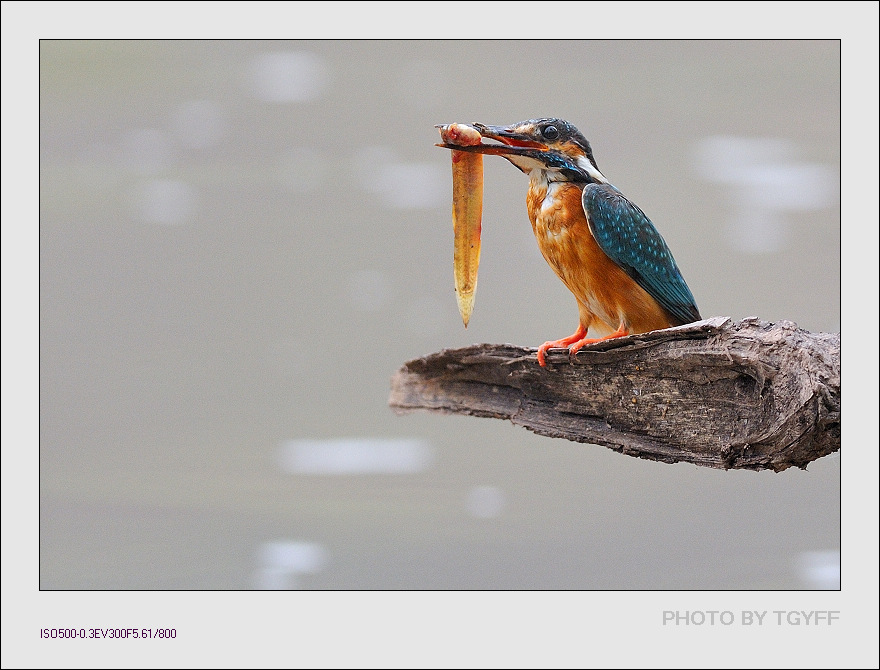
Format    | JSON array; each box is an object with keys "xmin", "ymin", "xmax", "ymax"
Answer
[
  {"xmin": 471, "ymin": 124, "xmax": 548, "ymax": 149},
  {"xmin": 435, "ymin": 123, "xmax": 550, "ymax": 159}
]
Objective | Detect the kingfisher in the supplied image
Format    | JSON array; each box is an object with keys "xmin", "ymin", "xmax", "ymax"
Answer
[{"xmin": 439, "ymin": 118, "xmax": 701, "ymax": 366}]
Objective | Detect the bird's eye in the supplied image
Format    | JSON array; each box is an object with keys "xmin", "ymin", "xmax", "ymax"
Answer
[{"xmin": 542, "ymin": 125, "xmax": 560, "ymax": 140}]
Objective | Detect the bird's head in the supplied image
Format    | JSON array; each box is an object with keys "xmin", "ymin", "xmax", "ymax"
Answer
[{"xmin": 438, "ymin": 118, "xmax": 607, "ymax": 184}]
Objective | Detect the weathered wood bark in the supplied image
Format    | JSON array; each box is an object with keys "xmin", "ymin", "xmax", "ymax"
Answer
[{"xmin": 389, "ymin": 317, "xmax": 840, "ymax": 472}]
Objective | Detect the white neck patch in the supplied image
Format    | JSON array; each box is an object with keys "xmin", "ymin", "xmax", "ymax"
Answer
[{"xmin": 576, "ymin": 155, "xmax": 608, "ymax": 183}]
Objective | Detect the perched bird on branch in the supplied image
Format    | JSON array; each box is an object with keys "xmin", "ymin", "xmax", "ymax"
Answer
[{"xmin": 438, "ymin": 118, "xmax": 701, "ymax": 366}]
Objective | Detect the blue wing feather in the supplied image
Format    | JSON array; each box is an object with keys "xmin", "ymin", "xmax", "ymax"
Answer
[{"xmin": 582, "ymin": 183, "xmax": 701, "ymax": 325}]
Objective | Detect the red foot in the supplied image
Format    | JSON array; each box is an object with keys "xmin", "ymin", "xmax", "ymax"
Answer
[
  {"xmin": 537, "ymin": 323, "xmax": 629, "ymax": 366},
  {"xmin": 536, "ymin": 325, "xmax": 587, "ymax": 366}
]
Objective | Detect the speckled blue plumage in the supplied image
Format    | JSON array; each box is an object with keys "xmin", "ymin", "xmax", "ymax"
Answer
[{"xmin": 582, "ymin": 183, "xmax": 701, "ymax": 325}]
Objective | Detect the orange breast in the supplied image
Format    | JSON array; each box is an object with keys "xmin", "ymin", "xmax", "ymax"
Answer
[{"xmin": 526, "ymin": 182, "xmax": 677, "ymax": 335}]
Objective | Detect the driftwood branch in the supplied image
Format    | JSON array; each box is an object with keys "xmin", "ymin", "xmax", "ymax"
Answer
[{"xmin": 389, "ymin": 317, "xmax": 840, "ymax": 472}]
